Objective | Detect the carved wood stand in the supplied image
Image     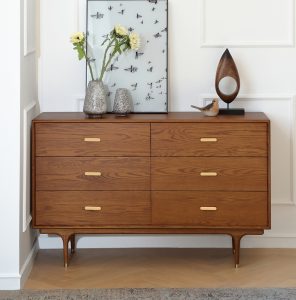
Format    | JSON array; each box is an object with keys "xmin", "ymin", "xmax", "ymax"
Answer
[{"xmin": 42, "ymin": 229, "xmax": 264, "ymax": 268}]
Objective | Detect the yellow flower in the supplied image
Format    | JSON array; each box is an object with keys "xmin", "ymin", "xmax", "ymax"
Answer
[
  {"xmin": 129, "ymin": 32, "xmax": 140, "ymax": 50},
  {"xmin": 70, "ymin": 32, "xmax": 85, "ymax": 44},
  {"xmin": 115, "ymin": 25, "xmax": 128, "ymax": 37}
]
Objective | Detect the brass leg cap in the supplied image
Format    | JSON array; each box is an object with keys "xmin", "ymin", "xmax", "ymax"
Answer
[{"xmin": 235, "ymin": 264, "xmax": 239, "ymax": 269}]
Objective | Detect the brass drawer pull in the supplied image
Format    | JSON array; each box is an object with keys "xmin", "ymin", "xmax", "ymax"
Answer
[
  {"xmin": 200, "ymin": 172, "xmax": 218, "ymax": 177},
  {"xmin": 200, "ymin": 207, "xmax": 217, "ymax": 211},
  {"xmin": 84, "ymin": 206, "xmax": 102, "ymax": 211},
  {"xmin": 84, "ymin": 138, "xmax": 101, "ymax": 142},
  {"xmin": 85, "ymin": 172, "xmax": 102, "ymax": 177},
  {"xmin": 200, "ymin": 138, "xmax": 218, "ymax": 143}
]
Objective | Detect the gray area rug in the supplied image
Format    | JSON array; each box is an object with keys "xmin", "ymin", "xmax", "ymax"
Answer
[{"xmin": 0, "ymin": 288, "xmax": 296, "ymax": 300}]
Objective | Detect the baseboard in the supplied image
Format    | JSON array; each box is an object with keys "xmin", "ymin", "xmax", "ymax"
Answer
[
  {"xmin": 38, "ymin": 234, "xmax": 296, "ymax": 250},
  {"xmin": 19, "ymin": 241, "xmax": 38, "ymax": 288},
  {"xmin": 0, "ymin": 274, "xmax": 21, "ymax": 290},
  {"xmin": 0, "ymin": 241, "xmax": 38, "ymax": 290}
]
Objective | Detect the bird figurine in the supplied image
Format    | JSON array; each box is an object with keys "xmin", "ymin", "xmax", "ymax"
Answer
[{"xmin": 191, "ymin": 99, "xmax": 219, "ymax": 117}]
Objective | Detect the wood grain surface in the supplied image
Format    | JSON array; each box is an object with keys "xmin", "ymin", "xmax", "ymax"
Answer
[
  {"xmin": 151, "ymin": 157, "xmax": 267, "ymax": 191},
  {"xmin": 152, "ymin": 191, "xmax": 268, "ymax": 227},
  {"xmin": 35, "ymin": 123, "xmax": 150, "ymax": 157},
  {"xmin": 35, "ymin": 191, "xmax": 151, "ymax": 226},
  {"xmin": 151, "ymin": 123, "xmax": 267, "ymax": 157},
  {"xmin": 36, "ymin": 157, "xmax": 150, "ymax": 191},
  {"xmin": 33, "ymin": 112, "xmax": 270, "ymax": 123},
  {"xmin": 32, "ymin": 112, "xmax": 271, "ymax": 268}
]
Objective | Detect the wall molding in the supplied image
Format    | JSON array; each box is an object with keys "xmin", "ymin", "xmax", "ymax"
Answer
[
  {"xmin": 0, "ymin": 273, "xmax": 21, "ymax": 290},
  {"xmin": 201, "ymin": 0, "xmax": 295, "ymax": 48},
  {"xmin": 201, "ymin": 94, "xmax": 296, "ymax": 206},
  {"xmin": 19, "ymin": 241, "xmax": 38, "ymax": 289},
  {"xmin": 22, "ymin": 102, "xmax": 37, "ymax": 232},
  {"xmin": 0, "ymin": 241, "xmax": 38, "ymax": 290},
  {"xmin": 24, "ymin": 0, "xmax": 36, "ymax": 56}
]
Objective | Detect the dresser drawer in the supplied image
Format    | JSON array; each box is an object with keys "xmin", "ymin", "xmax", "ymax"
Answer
[
  {"xmin": 35, "ymin": 123, "xmax": 150, "ymax": 157},
  {"xmin": 36, "ymin": 157, "xmax": 150, "ymax": 191},
  {"xmin": 36, "ymin": 191, "xmax": 151, "ymax": 226},
  {"xmin": 152, "ymin": 191, "xmax": 268, "ymax": 227},
  {"xmin": 151, "ymin": 157, "xmax": 267, "ymax": 191},
  {"xmin": 151, "ymin": 123, "xmax": 268, "ymax": 157}
]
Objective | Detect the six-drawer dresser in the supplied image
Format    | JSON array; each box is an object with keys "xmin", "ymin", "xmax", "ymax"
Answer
[{"xmin": 32, "ymin": 112, "xmax": 271, "ymax": 268}]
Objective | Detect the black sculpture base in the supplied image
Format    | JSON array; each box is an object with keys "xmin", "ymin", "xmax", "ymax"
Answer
[{"xmin": 219, "ymin": 108, "xmax": 245, "ymax": 115}]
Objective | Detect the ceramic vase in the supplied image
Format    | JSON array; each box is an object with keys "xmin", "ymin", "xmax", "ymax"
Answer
[
  {"xmin": 113, "ymin": 88, "xmax": 133, "ymax": 116},
  {"xmin": 83, "ymin": 80, "xmax": 107, "ymax": 118}
]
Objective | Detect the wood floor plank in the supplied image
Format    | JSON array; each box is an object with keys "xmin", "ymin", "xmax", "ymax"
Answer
[{"xmin": 24, "ymin": 249, "xmax": 296, "ymax": 289}]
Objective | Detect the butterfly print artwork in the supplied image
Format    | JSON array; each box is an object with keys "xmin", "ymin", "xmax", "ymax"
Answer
[
  {"xmin": 131, "ymin": 83, "xmax": 138, "ymax": 90},
  {"xmin": 124, "ymin": 65, "xmax": 138, "ymax": 73},
  {"xmin": 106, "ymin": 64, "xmax": 119, "ymax": 72},
  {"xmin": 87, "ymin": 0, "xmax": 168, "ymax": 113},
  {"xmin": 91, "ymin": 12, "xmax": 104, "ymax": 19},
  {"xmin": 135, "ymin": 52, "xmax": 144, "ymax": 59}
]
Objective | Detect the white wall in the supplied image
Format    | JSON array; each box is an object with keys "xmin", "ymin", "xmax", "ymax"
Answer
[
  {"xmin": 0, "ymin": 0, "xmax": 38, "ymax": 290},
  {"xmin": 38, "ymin": 0, "xmax": 296, "ymax": 249},
  {"xmin": 0, "ymin": 0, "xmax": 21, "ymax": 290},
  {"xmin": 19, "ymin": 0, "xmax": 39, "ymax": 288}
]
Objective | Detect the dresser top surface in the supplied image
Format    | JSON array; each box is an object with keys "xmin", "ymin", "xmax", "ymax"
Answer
[{"xmin": 33, "ymin": 112, "xmax": 269, "ymax": 123}]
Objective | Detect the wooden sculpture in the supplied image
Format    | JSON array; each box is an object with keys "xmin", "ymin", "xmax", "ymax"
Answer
[{"xmin": 215, "ymin": 49, "xmax": 244, "ymax": 115}]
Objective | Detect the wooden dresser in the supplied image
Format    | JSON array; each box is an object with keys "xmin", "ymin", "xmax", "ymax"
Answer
[{"xmin": 32, "ymin": 112, "xmax": 270, "ymax": 268}]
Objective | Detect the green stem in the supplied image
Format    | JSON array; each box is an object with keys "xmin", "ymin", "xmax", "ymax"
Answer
[
  {"xmin": 99, "ymin": 38, "xmax": 116, "ymax": 81},
  {"xmin": 102, "ymin": 49, "xmax": 118, "ymax": 77},
  {"xmin": 81, "ymin": 46, "xmax": 95, "ymax": 81},
  {"xmin": 87, "ymin": 58, "xmax": 95, "ymax": 81}
]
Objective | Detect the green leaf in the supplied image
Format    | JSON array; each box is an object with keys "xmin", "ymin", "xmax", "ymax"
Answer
[
  {"xmin": 101, "ymin": 37, "xmax": 109, "ymax": 46},
  {"xmin": 122, "ymin": 45, "xmax": 129, "ymax": 52},
  {"xmin": 77, "ymin": 45, "xmax": 85, "ymax": 60}
]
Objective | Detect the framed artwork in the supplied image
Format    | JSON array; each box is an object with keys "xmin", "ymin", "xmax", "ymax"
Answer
[{"xmin": 86, "ymin": 0, "xmax": 168, "ymax": 113}]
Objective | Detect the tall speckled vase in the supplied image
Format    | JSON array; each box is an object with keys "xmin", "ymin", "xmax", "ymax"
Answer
[
  {"xmin": 83, "ymin": 80, "xmax": 107, "ymax": 118},
  {"xmin": 113, "ymin": 88, "xmax": 133, "ymax": 116}
]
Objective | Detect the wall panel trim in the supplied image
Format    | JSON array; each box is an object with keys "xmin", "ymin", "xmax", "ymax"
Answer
[
  {"xmin": 24, "ymin": 0, "xmax": 36, "ymax": 56},
  {"xmin": 22, "ymin": 102, "xmax": 37, "ymax": 232},
  {"xmin": 201, "ymin": 0, "xmax": 295, "ymax": 48},
  {"xmin": 201, "ymin": 94, "xmax": 296, "ymax": 206}
]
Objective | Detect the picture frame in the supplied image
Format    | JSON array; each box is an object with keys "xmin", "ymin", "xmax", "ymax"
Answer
[{"xmin": 86, "ymin": 0, "xmax": 168, "ymax": 113}]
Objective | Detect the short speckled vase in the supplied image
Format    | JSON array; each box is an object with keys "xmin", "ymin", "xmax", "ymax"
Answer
[
  {"xmin": 113, "ymin": 88, "xmax": 133, "ymax": 116},
  {"xmin": 83, "ymin": 80, "xmax": 107, "ymax": 118}
]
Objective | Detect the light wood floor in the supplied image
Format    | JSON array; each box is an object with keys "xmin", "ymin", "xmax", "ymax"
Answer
[{"xmin": 25, "ymin": 248, "xmax": 296, "ymax": 289}]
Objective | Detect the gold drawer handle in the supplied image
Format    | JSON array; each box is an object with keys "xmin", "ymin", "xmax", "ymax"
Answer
[
  {"xmin": 200, "ymin": 172, "xmax": 218, "ymax": 177},
  {"xmin": 84, "ymin": 138, "xmax": 101, "ymax": 142},
  {"xmin": 84, "ymin": 206, "xmax": 102, "ymax": 211},
  {"xmin": 200, "ymin": 138, "xmax": 218, "ymax": 143},
  {"xmin": 200, "ymin": 207, "xmax": 217, "ymax": 211},
  {"xmin": 85, "ymin": 172, "xmax": 102, "ymax": 177}
]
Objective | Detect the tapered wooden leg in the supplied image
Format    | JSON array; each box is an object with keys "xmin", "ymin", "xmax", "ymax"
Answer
[
  {"xmin": 70, "ymin": 235, "xmax": 76, "ymax": 254},
  {"xmin": 232, "ymin": 235, "xmax": 242, "ymax": 268},
  {"xmin": 232, "ymin": 236, "xmax": 235, "ymax": 254},
  {"xmin": 62, "ymin": 235, "xmax": 71, "ymax": 268}
]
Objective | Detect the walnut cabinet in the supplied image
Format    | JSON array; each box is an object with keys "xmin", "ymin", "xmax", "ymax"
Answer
[{"xmin": 32, "ymin": 112, "xmax": 270, "ymax": 268}]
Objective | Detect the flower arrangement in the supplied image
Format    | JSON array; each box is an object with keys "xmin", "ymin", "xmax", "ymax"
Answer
[
  {"xmin": 71, "ymin": 25, "xmax": 140, "ymax": 82},
  {"xmin": 70, "ymin": 32, "xmax": 95, "ymax": 81}
]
